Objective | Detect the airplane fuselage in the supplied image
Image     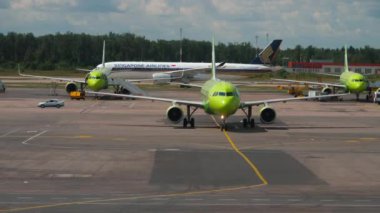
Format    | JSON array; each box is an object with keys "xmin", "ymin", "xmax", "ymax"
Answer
[
  {"xmin": 340, "ymin": 71, "xmax": 369, "ymax": 93},
  {"xmin": 99, "ymin": 61, "xmax": 272, "ymax": 76},
  {"xmin": 201, "ymin": 79, "xmax": 240, "ymax": 118}
]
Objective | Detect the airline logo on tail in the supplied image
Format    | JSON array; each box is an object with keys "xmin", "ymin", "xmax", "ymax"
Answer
[{"xmin": 251, "ymin": 39, "xmax": 282, "ymax": 64}]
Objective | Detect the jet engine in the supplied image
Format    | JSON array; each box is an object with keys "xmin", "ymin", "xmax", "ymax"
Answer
[
  {"xmin": 166, "ymin": 105, "xmax": 184, "ymax": 123},
  {"xmin": 65, "ymin": 82, "xmax": 78, "ymax": 93},
  {"xmin": 321, "ymin": 87, "xmax": 332, "ymax": 95},
  {"xmin": 259, "ymin": 106, "xmax": 276, "ymax": 124},
  {"xmin": 153, "ymin": 73, "xmax": 172, "ymax": 85}
]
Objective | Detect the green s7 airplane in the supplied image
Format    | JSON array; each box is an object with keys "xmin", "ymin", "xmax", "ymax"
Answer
[
  {"xmin": 273, "ymin": 46, "xmax": 370, "ymax": 100},
  {"xmin": 19, "ymin": 41, "xmax": 146, "ymax": 95},
  {"xmin": 87, "ymin": 38, "xmax": 347, "ymax": 130}
]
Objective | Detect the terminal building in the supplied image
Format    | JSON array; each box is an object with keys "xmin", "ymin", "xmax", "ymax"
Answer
[{"xmin": 285, "ymin": 61, "xmax": 380, "ymax": 75}]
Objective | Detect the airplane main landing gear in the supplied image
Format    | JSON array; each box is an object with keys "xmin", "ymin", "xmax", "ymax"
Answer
[
  {"xmin": 183, "ymin": 105, "xmax": 197, "ymax": 128},
  {"xmin": 183, "ymin": 117, "xmax": 194, "ymax": 128},
  {"xmin": 241, "ymin": 106, "xmax": 255, "ymax": 128},
  {"xmin": 242, "ymin": 118, "xmax": 255, "ymax": 128}
]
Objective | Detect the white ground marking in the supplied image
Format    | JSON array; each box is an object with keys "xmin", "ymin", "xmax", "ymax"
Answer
[
  {"xmin": 0, "ymin": 128, "xmax": 20, "ymax": 137},
  {"xmin": 21, "ymin": 130, "xmax": 48, "ymax": 145}
]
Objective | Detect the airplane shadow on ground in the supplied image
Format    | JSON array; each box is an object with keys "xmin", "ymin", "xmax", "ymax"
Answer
[{"xmin": 110, "ymin": 119, "xmax": 371, "ymax": 132}]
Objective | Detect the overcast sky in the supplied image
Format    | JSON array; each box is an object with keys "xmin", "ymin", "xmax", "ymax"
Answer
[{"xmin": 1, "ymin": 0, "xmax": 379, "ymax": 48}]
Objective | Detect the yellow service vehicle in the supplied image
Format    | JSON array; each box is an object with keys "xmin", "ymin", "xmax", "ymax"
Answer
[{"xmin": 70, "ymin": 91, "xmax": 85, "ymax": 100}]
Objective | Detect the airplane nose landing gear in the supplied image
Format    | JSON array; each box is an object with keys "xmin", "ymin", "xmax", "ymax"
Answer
[{"xmin": 183, "ymin": 105, "xmax": 197, "ymax": 128}]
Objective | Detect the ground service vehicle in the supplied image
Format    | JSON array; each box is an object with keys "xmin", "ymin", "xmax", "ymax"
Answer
[{"xmin": 70, "ymin": 91, "xmax": 85, "ymax": 100}]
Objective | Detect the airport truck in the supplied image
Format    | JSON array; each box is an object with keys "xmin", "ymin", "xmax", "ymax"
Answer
[{"xmin": 70, "ymin": 91, "xmax": 85, "ymax": 100}]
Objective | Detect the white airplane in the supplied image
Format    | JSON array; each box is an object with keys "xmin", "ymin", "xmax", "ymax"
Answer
[{"xmin": 100, "ymin": 39, "xmax": 283, "ymax": 84}]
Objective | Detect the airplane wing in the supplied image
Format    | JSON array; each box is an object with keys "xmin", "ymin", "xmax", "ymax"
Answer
[
  {"xmin": 86, "ymin": 91, "xmax": 204, "ymax": 108},
  {"xmin": 76, "ymin": 68, "xmax": 92, "ymax": 72},
  {"xmin": 241, "ymin": 93, "xmax": 349, "ymax": 107},
  {"xmin": 271, "ymin": 78, "xmax": 345, "ymax": 88},
  {"xmin": 318, "ymin": 73, "xmax": 341, "ymax": 77},
  {"xmin": 169, "ymin": 82, "xmax": 203, "ymax": 88},
  {"xmin": 19, "ymin": 70, "xmax": 85, "ymax": 84}
]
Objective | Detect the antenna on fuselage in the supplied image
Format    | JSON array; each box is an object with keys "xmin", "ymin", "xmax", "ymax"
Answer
[
  {"xmin": 211, "ymin": 36, "xmax": 216, "ymax": 80},
  {"xmin": 344, "ymin": 45, "xmax": 349, "ymax": 73},
  {"xmin": 102, "ymin": 40, "xmax": 106, "ymax": 68}
]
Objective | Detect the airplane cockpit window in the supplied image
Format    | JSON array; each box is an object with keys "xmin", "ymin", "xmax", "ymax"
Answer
[
  {"xmin": 352, "ymin": 79, "xmax": 363, "ymax": 82},
  {"xmin": 213, "ymin": 91, "xmax": 238, "ymax": 96},
  {"xmin": 89, "ymin": 76, "xmax": 102, "ymax": 80}
]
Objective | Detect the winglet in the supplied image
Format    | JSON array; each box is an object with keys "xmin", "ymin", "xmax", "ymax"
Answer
[
  {"xmin": 102, "ymin": 40, "xmax": 106, "ymax": 68},
  {"xmin": 211, "ymin": 36, "xmax": 216, "ymax": 80},
  {"xmin": 344, "ymin": 45, "xmax": 349, "ymax": 72}
]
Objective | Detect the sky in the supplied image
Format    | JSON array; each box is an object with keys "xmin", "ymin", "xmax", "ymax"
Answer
[{"xmin": 0, "ymin": 0, "xmax": 379, "ymax": 49}]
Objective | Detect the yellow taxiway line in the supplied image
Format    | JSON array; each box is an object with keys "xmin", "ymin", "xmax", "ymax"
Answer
[
  {"xmin": 223, "ymin": 129, "xmax": 268, "ymax": 185},
  {"xmin": 0, "ymin": 183, "xmax": 267, "ymax": 212}
]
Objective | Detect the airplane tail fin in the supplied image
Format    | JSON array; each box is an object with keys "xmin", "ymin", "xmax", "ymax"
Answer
[
  {"xmin": 211, "ymin": 36, "xmax": 216, "ymax": 80},
  {"xmin": 344, "ymin": 45, "xmax": 349, "ymax": 73},
  {"xmin": 102, "ymin": 40, "xmax": 106, "ymax": 68},
  {"xmin": 251, "ymin": 39, "xmax": 282, "ymax": 64}
]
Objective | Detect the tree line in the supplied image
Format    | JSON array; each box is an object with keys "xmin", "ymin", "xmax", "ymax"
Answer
[{"xmin": 0, "ymin": 32, "xmax": 379, "ymax": 71}]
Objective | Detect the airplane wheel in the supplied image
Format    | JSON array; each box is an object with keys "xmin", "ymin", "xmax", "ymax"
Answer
[
  {"xmin": 243, "ymin": 118, "xmax": 248, "ymax": 127},
  {"xmin": 220, "ymin": 124, "xmax": 228, "ymax": 131},
  {"xmin": 190, "ymin": 118, "xmax": 195, "ymax": 128},
  {"xmin": 250, "ymin": 119, "xmax": 255, "ymax": 128},
  {"xmin": 183, "ymin": 118, "xmax": 188, "ymax": 128}
]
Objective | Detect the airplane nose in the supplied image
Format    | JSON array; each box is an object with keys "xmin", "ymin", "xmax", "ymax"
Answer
[
  {"xmin": 212, "ymin": 97, "xmax": 237, "ymax": 115},
  {"xmin": 352, "ymin": 82, "xmax": 365, "ymax": 92},
  {"xmin": 87, "ymin": 79, "xmax": 102, "ymax": 91}
]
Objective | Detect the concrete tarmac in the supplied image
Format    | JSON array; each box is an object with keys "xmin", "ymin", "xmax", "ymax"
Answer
[{"xmin": 0, "ymin": 87, "xmax": 379, "ymax": 212}]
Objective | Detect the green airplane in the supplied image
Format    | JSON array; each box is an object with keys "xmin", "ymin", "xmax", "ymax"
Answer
[
  {"xmin": 273, "ymin": 46, "xmax": 370, "ymax": 100},
  {"xmin": 87, "ymin": 37, "xmax": 346, "ymax": 130},
  {"xmin": 19, "ymin": 41, "xmax": 145, "ymax": 95}
]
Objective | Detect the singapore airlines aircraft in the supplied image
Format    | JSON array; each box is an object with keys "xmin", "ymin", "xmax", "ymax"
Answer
[
  {"xmin": 19, "ymin": 40, "xmax": 281, "ymax": 94},
  {"xmin": 273, "ymin": 46, "xmax": 370, "ymax": 100},
  {"xmin": 97, "ymin": 39, "xmax": 283, "ymax": 83},
  {"xmin": 87, "ymin": 38, "xmax": 347, "ymax": 130}
]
